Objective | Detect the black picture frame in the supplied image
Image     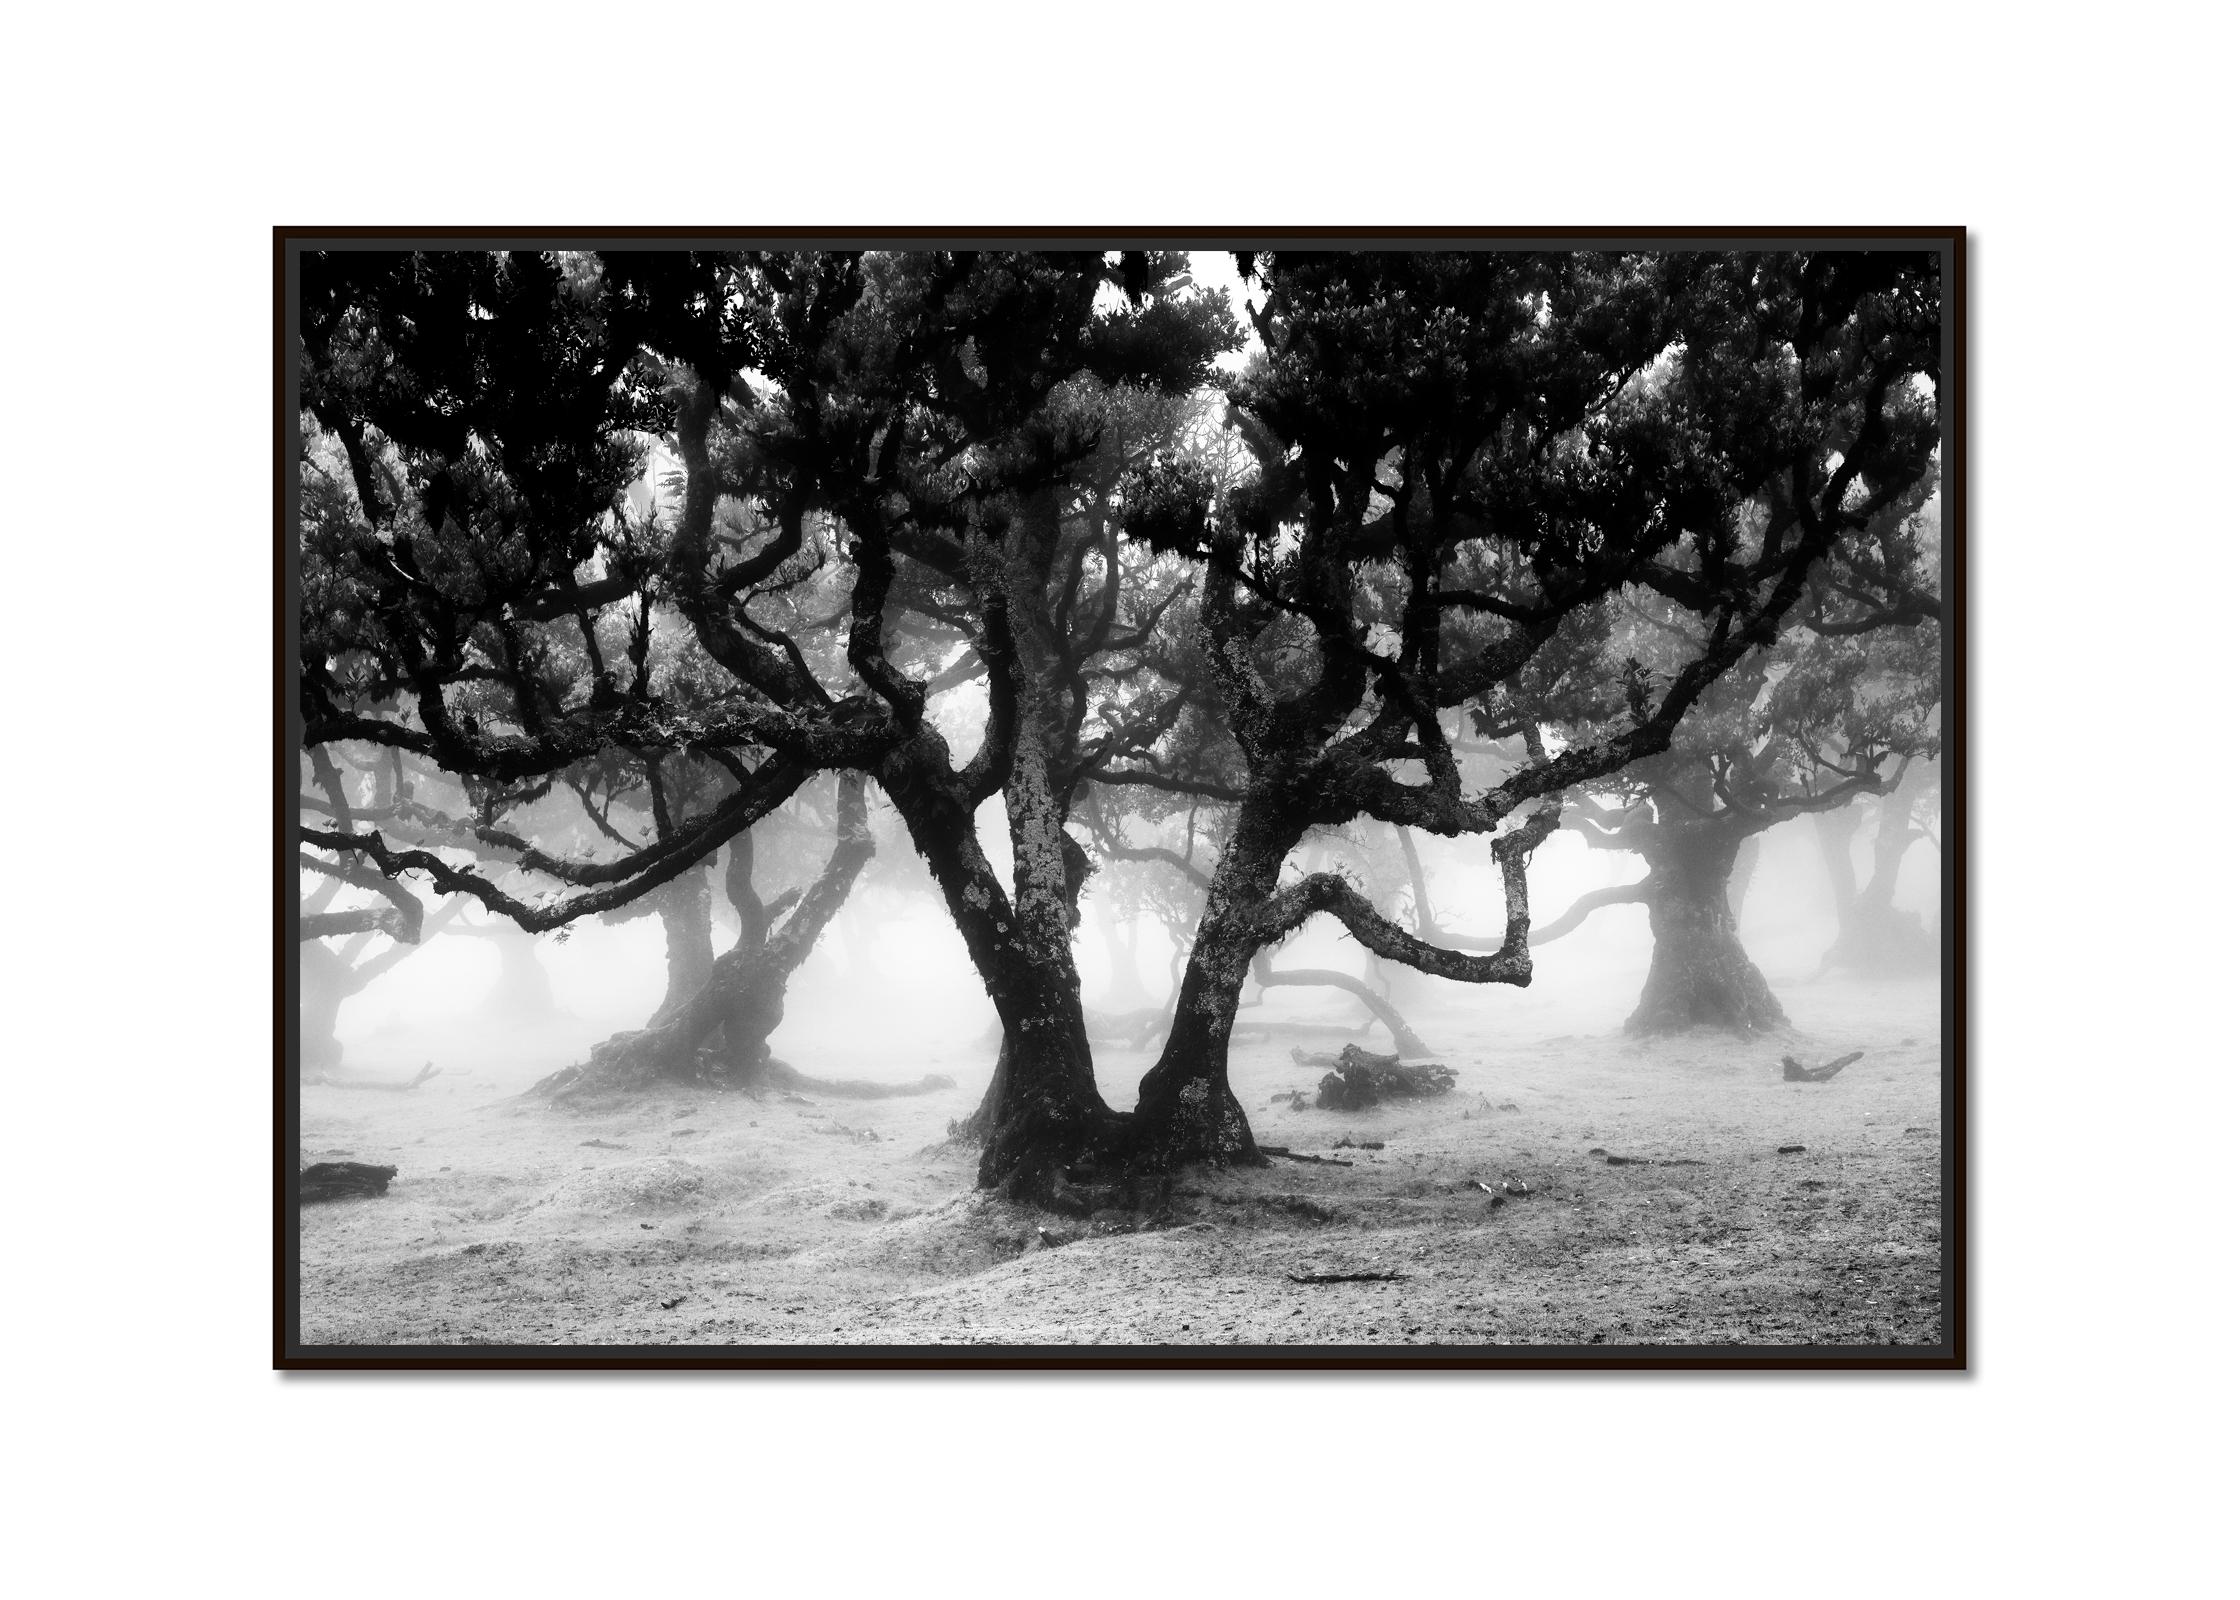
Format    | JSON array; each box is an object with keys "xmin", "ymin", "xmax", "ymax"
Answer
[{"xmin": 277, "ymin": 227, "xmax": 1966, "ymax": 1371}]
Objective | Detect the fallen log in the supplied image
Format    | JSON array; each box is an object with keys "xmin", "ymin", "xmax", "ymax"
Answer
[
  {"xmin": 299, "ymin": 1162, "xmax": 398, "ymax": 1203},
  {"xmin": 1313, "ymin": 1044, "xmax": 1456, "ymax": 1110},
  {"xmin": 1783, "ymin": 1051, "xmax": 1865, "ymax": 1083},
  {"xmin": 1287, "ymin": 1271, "xmax": 1407, "ymax": 1285},
  {"xmin": 1604, "ymin": 1154, "xmax": 1707, "ymax": 1168}
]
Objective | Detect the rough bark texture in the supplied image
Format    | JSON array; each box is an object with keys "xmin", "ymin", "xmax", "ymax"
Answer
[
  {"xmin": 1626, "ymin": 824, "xmax": 1788, "ymax": 1035},
  {"xmin": 1129, "ymin": 800, "xmax": 1300, "ymax": 1170},
  {"xmin": 951, "ymin": 834, "xmax": 1104, "ymax": 1168},
  {"xmin": 877, "ymin": 730, "xmax": 1120, "ymax": 1200}
]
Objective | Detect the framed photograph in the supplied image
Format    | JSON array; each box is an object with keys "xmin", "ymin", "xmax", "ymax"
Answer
[{"xmin": 279, "ymin": 230, "xmax": 1963, "ymax": 1369}]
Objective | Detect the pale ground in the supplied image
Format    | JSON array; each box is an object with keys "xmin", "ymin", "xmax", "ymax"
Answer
[{"xmin": 295, "ymin": 968, "xmax": 1946, "ymax": 1351}]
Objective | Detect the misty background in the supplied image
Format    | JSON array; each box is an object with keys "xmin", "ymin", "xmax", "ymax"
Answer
[{"xmin": 323, "ymin": 795, "xmax": 1937, "ymax": 1092}]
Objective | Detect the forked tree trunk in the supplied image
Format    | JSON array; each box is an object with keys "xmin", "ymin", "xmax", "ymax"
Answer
[
  {"xmin": 1626, "ymin": 824, "xmax": 1788, "ymax": 1035},
  {"xmin": 1819, "ymin": 791, "xmax": 1935, "ymax": 974},
  {"xmin": 925, "ymin": 481, "xmax": 1137, "ymax": 1199}
]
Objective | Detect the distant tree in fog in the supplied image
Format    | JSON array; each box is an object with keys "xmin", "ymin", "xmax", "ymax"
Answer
[
  {"xmin": 1527, "ymin": 477, "xmax": 1942, "ymax": 1029},
  {"xmin": 297, "ymin": 744, "xmax": 467, "ymax": 1070},
  {"xmin": 1814, "ymin": 756, "xmax": 1940, "ymax": 975}
]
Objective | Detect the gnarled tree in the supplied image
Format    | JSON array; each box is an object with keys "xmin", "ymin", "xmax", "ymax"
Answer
[
  {"xmin": 1102, "ymin": 250, "xmax": 1943, "ymax": 1165},
  {"xmin": 297, "ymin": 249, "xmax": 1237, "ymax": 1199}
]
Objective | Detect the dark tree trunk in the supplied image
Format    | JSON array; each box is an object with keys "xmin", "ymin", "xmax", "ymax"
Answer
[
  {"xmin": 1626, "ymin": 823, "xmax": 1788, "ymax": 1035},
  {"xmin": 1129, "ymin": 799, "xmax": 1303, "ymax": 1170},
  {"xmin": 877, "ymin": 731, "xmax": 1119, "ymax": 1200},
  {"xmin": 954, "ymin": 834, "xmax": 1100, "ymax": 1155}
]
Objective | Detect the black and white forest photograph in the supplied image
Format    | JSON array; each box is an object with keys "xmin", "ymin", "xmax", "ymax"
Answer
[{"xmin": 283, "ymin": 238, "xmax": 1958, "ymax": 1363}]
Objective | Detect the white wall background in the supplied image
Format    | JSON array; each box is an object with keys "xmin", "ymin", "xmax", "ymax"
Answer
[{"xmin": 3, "ymin": 5, "xmax": 2230, "ymax": 1594}]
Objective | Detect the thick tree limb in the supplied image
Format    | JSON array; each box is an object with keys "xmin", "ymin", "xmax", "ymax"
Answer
[
  {"xmin": 297, "ymin": 852, "xmax": 426, "ymax": 943},
  {"xmin": 1261, "ymin": 803, "xmax": 1559, "ymax": 985},
  {"xmin": 300, "ymin": 758, "xmax": 805, "ymax": 933}
]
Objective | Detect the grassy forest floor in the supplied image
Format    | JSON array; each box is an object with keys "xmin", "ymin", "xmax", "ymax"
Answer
[{"xmin": 296, "ymin": 972, "xmax": 1945, "ymax": 1350}]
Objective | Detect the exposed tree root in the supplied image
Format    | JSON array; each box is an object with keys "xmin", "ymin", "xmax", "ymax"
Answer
[{"xmin": 757, "ymin": 1057, "xmax": 955, "ymax": 1099}]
